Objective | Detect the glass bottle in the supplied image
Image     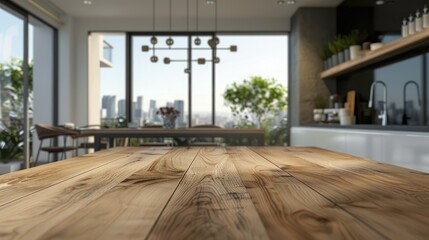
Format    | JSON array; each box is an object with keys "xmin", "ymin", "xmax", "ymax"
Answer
[
  {"xmin": 416, "ymin": 10, "xmax": 423, "ymax": 32},
  {"xmin": 423, "ymin": 5, "xmax": 429, "ymax": 28},
  {"xmin": 408, "ymin": 14, "xmax": 415, "ymax": 35},
  {"xmin": 402, "ymin": 18, "xmax": 409, "ymax": 37}
]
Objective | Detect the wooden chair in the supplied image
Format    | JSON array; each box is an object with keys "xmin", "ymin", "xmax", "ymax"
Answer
[{"xmin": 34, "ymin": 124, "xmax": 78, "ymax": 166}]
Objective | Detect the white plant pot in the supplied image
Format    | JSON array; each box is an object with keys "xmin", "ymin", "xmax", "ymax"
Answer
[
  {"xmin": 0, "ymin": 161, "xmax": 22, "ymax": 175},
  {"xmin": 349, "ymin": 45, "xmax": 362, "ymax": 60}
]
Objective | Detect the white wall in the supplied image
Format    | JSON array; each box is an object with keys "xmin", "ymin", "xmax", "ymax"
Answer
[{"xmin": 291, "ymin": 127, "xmax": 429, "ymax": 173}]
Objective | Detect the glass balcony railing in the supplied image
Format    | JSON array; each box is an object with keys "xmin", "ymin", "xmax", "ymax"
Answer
[{"xmin": 103, "ymin": 40, "xmax": 113, "ymax": 62}]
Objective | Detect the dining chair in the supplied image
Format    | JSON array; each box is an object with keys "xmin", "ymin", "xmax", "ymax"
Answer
[
  {"xmin": 74, "ymin": 124, "xmax": 108, "ymax": 155},
  {"xmin": 34, "ymin": 124, "xmax": 79, "ymax": 166}
]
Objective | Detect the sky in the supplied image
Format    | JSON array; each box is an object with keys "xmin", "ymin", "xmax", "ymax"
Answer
[{"xmin": 100, "ymin": 34, "xmax": 289, "ymax": 116}]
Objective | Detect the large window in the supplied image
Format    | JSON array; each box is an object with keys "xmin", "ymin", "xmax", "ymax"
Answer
[
  {"xmin": 132, "ymin": 35, "xmax": 189, "ymax": 127},
  {"xmin": 91, "ymin": 33, "xmax": 288, "ymax": 144},
  {"xmin": 216, "ymin": 35, "xmax": 288, "ymax": 128},
  {"xmin": 0, "ymin": 0, "xmax": 57, "ymax": 167},
  {"xmin": 98, "ymin": 33, "xmax": 126, "ymax": 127}
]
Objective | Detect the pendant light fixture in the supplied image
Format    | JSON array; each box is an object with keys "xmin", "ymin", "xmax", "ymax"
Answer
[
  {"xmin": 141, "ymin": 0, "xmax": 237, "ymax": 68},
  {"xmin": 194, "ymin": 0, "xmax": 201, "ymax": 46},
  {"xmin": 166, "ymin": 0, "xmax": 174, "ymax": 47},
  {"xmin": 150, "ymin": 0, "xmax": 158, "ymax": 62}
]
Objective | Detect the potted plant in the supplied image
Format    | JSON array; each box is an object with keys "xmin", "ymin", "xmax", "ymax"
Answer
[
  {"xmin": 0, "ymin": 124, "xmax": 23, "ymax": 174},
  {"xmin": 319, "ymin": 45, "xmax": 332, "ymax": 70},
  {"xmin": 346, "ymin": 29, "xmax": 368, "ymax": 60},
  {"xmin": 333, "ymin": 35, "xmax": 347, "ymax": 64},
  {"xmin": 328, "ymin": 41, "xmax": 340, "ymax": 66}
]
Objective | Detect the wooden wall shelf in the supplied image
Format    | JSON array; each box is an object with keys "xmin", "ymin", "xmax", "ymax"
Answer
[{"xmin": 320, "ymin": 28, "xmax": 429, "ymax": 79}]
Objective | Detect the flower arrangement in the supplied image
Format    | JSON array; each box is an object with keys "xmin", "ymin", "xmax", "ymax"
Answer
[
  {"xmin": 156, "ymin": 107, "xmax": 180, "ymax": 117},
  {"xmin": 157, "ymin": 107, "xmax": 180, "ymax": 129}
]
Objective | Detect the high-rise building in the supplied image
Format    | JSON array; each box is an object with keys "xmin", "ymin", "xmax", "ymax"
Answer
[
  {"xmin": 149, "ymin": 99, "xmax": 156, "ymax": 109},
  {"xmin": 174, "ymin": 100, "xmax": 185, "ymax": 127},
  {"xmin": 117, "ymin": 99, "xmax": 126, "ymax": 117},
  {"xmin": 136, "ymin": 96, "xmax": 143, "ymax": 118},
  {"xmin": 148, "ymin": 99, "xmax": 158, "ymax": 123},
  {"xmin": 133, "ymin": 96, "xmax": 143, "ymax": 125},
  {"xmin": 102, "ymin": 95, "xmax": 116, "ymax": 119}
]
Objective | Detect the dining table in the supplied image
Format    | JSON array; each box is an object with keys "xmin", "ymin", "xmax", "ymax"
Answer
[
  {"xmin": 0, "ymin": 146, "xmax": 428, "ymax": 239},
  {"xmin": 78, "ymin": 127, "xmax": 265, "ymax": 150}
]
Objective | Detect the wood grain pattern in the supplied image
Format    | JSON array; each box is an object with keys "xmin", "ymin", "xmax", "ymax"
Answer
[
  {"xmin": 228, "ymin": 147, "xmax": 382, "ymax": 239},
  {"xmin": 0, "ymin": 147, "xmax": 171, "ymax": 239},
  {"xmin": 38, "ymin": 147, "xmax": 199, "ymax": 240},
  {"xmin": 148, "ymin": 147, "xmax": 269, "ymax": 240},
  {"xmin": 1, "ymin": 146, "xmax": 428, "ymax": 240},
  {"xmin": 321, "ymin": 27, "xmax": 429, "ymax": 79},
  {"xmin": 0, "ymin": 147, "xmax": 135, "ymax": 207},
  {"xmin": 252, "ymin": 147, "xmax": 429, "ymax": 240}
]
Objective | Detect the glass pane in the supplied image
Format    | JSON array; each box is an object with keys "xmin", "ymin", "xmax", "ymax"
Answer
[
  {"xmin": 215, "ymin": 35, "xmax": 288, "ymax": 145},
  {"xmin": 133, "ymin": 35, "xmax": 188, "ymax": 128},
  {"xmin": 0, "ymin": 4, "xmax": 24, "ymax": 162},
  {"xmin": 374, "ymin": 55, "xmax": 423, "ymax": 125},
  {"xmin": 29, "ymin": 16, "xmax": 55, "ymax": 160},
  {"xmin": 192, "ymin": 35, "xmax": 212, "ymax": 126},
  {"xmin": 99, "ymin": 33, "xmax": 126, "ymax": 128}
]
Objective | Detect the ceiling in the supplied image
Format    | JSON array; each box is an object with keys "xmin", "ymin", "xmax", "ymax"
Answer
[{"xmin": 50, "ymin": 0, "xmax": 343, "ymax": 20}]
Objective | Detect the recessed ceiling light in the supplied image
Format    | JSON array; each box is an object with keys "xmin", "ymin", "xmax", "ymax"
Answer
[
  {"xmin": 375, "ymin": 0, "xmax": 384, "ymax": 5},
  {"xmin": 277, "ymin": 0, "xmax": 286, "ymax": 4},
  {"xmin": 206, "ymin": 0, "xmax": 215, "ymax": 4},
  {"xmin": 287, "ymin": 0, "xmax": 296, "ymax": 4},
  {"xmin": 83, "ymin": 0, "xmax": 92, "ymax": 5}
]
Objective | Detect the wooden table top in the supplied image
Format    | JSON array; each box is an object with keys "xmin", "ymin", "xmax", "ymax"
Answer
[{"xmin": 0, "ymin": 147, "xmax": 428, "ymax": 239}]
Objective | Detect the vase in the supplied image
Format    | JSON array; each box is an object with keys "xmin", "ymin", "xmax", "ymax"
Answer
[
  {"xmin": 338, "ymin": 51, "xmax": 345, "ymax": 64},
  {"xmin": 344, "ymin": 49, "xmax": 350, "ymax": 61},
  {"xmin": 349, "ymin": 45, "xmax": 361, "ymax": 60},
  {"xmin": 162, "ymin": 115, "xmax": 177, "ymax": 129}
]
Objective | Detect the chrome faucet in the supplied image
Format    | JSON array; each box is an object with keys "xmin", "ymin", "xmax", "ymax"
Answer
[
  {"xmin": 368, "ymin": 80, "xmax": 387, "ymax": 126},
  {"xmin": 402, "ymin": 80, "xmax": 422, "ymax": 125}
]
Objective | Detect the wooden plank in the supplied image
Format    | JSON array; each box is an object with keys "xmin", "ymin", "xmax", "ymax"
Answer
[
  {"xmin": 0, "ymin": 147, "xmax": 139, "ymax": 207},
  {"xmin": 37, "ymin": 147, "xmax": 200, "ymax": 240},
  {"xmin": 228, "ymin": 147, "xmax": 382, "ymax": 239},
  {"xmin": 0, "ymin": 147, "xmax": 172, "ymax": 239},
  {"xmin": 252, "ymin": 147, "xmax": 429, "ymax": 240},
  {"xmin": 148, "ymin": 147, "xmax": 269, "ymax": 240},
  {"xmin": 321, "ymin": 27, "xmax": 429, "ymax": 79}
]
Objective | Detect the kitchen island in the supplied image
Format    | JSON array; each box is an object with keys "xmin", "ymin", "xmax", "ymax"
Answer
[{"xmin": 0, "ymin": 147, "xmax": 428, "ymax": 239}]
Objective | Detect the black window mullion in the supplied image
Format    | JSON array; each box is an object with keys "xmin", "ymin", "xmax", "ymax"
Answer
[{"xmin": 126, "ymin": 33, "xmax": 133, "ymax": 123}]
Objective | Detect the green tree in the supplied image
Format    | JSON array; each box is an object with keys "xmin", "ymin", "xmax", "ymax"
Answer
[
  {"xmin": 0, "ymin": 57, "xmax": 33, "ymax": 124},
  {"xmin": 0, "ymin": 58, "xmax": 33, "ymax": 161},
  {"xmin": 223, "ymin": 76, "xmax": 287, "ymax": 128}
]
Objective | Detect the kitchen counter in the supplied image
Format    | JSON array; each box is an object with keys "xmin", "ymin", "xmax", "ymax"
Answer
[
  {"xmin": 304, "ymin": 123, "xmax": 429, "ymax": 132},
  {"xmin": 0, "ymin": 146, "xmax": 428, "ymax": 239}
]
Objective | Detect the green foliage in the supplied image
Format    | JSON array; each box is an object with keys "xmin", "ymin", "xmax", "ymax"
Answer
[
  {"xmin": 265, "ymin": 117, "xmax": 288, "ymax": 146},
  {"xmin": 0, "ymin": 124, "xmax": 24, "ymax": 163},
  {"xmin": 0, "ymin": 58, "xmax": 33, "ymax": 121},
  {"xmin": 223, "ymin": 76, "xmax": 287, "ymax": 128},
  {"xmin": 319, "ymin": 45, "xmax": 332, "ymax": 61},
  {"xmin": 328, "ymin": 41, "xmax": 339, "ymax": 55},
  {"xmin": 323, "ymin": 30, "xmax": 368, "ymax": 58},
  {"xmin": 345, "ymin": 29, "xmax": 368, "ymax": 46},
  {"xmin": 0, "ymin": 58, "xmax": 33, "ymax": 162}
]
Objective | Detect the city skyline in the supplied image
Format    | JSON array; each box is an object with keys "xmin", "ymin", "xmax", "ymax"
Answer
[{"xmin": 101, "ymin": 94, "xmax": 286, "ymax": 128}]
